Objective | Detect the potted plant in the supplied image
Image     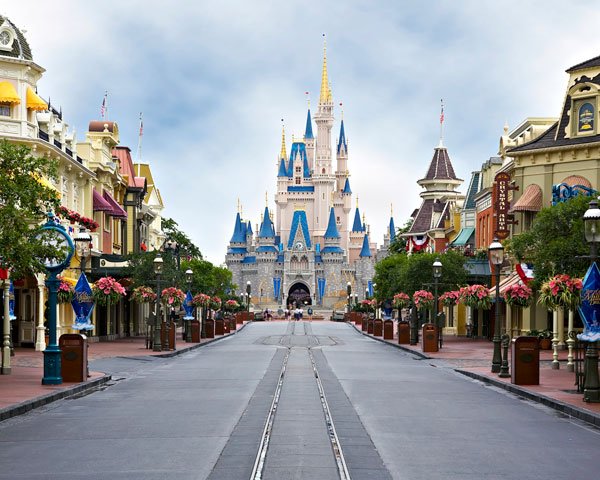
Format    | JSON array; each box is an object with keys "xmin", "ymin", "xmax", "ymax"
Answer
[
  {"xmin": 538, "ymin": 329, "xmax": 553, "ymax": 350},
  {"xmin": 57, "ymin": 278, "xmax": 74, "ymax": 304},
  {"xmin": 161, "ymin": 287, "xmax": 185, "ymax": 307},
  {"xmin": 503, "ymin": 283, "xmax": 533, "ymax": 308},
  {"xmin": 393, "ymin": 292, "xmax": 410, "ymax": 310},
  {"xmin": 413, "ymin": 290, "xmax": 434, "ymax": 311},
  {"xmin": 93, "ymin": 276, "xmax": 126, "ymax": 306},
  {"xmin": 538, "ymin": 274, "xmax": 583, "ymax": 311},
  {"xmin": 130, "ymin": 286, "xmax": 156, "ymax": 303},
  {"xmin": 459, "ymin": 284, "xmax": 492, "ymax": 310}
]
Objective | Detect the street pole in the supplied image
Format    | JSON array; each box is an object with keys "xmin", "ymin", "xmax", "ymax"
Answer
[
  {"xmin": 492, "ymin": 262, "xmax": 502, "ymax": 373},
  {"xmin": 347, "ymin": 282, "xmax": 351, "ymax": 313},
  {"xmin": 152, "ymin": 254, "xmax": 163, "ymax": 352},
  {"xmin": 42, "ymin": 272, "xmax": 61, "ymax": 384}
]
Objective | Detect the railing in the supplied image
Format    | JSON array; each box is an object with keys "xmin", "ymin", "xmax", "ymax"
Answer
[
  {"xmin": 53, "ymin": 139, "xmax": 62, "ymax": 149},
  {"xmin": 38, "ymin": 129, "xmax": 49, "ymax": 141}
]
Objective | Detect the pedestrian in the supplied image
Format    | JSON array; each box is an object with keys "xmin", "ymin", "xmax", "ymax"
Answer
[
  {"xmin": 284, "ymin": 308, "xmax": 290, "ymax": 321},
  {"xmin": 299, "ymin": 307, "xmax": 303, "ymax": 320}
]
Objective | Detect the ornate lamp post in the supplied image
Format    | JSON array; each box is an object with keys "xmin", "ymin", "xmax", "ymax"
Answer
[
  {"xmin": 152, "ymin": 253, "xmax": 163, "ymax": 352},
  {"xmin": 488, "ymin": 238, "xmax": 505, "ymax": 374},
  {"xmin": 74, "ymin": 227, "xmax": 92, "ymax": 273},
  {"xmin": 433, "ymin": 258, "xmax": 442, "ymax": 348},
  {"xmin": 246, "ymin": 281, "xmax": 251, "ymax": 312},
  {"xmin": 165, "ymin": 238, "xmax": 180, "ymax": 270},
  {"xmin": 582, "ymin": 199, "xmax": 600, "ymax": 402},
  {"xmin": 185, "ymin": 268, "xmax": 193, "ymax": 342},
  {"xmin": 347, "ymin": 282, "xmax": 351, "ymax": 313}
]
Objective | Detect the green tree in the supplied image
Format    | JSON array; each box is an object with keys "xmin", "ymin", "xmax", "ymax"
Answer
[
  {"xmin": 161, "ymin": 217, "xmax": 202, "ymax": 259},
  {"xmin": 0, "ymin": 140, "xmax": 62, "ymax": 278},
  {"xmin": 508, "ymin": 194, "xmax": 591, "ymax": 287},
  {"xmin": 388, "ymin": 218, "xmax": 413, "ymax": 254},
  {"xmin": 182, "ymin": 258, "xmax": 233, "ymax": 297}
]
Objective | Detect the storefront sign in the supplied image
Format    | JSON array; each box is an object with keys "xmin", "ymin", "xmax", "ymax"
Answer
[
  {"xmin": 493, "ymin": 172, "xmax": 515, "ymax": 239},
  {"xmin": 71, "ymin": 272, "xmax": 94, "ymax": 331},
  {"xmin": 578, "ymin": 262, "xmax": 600, "ymax": 342}
]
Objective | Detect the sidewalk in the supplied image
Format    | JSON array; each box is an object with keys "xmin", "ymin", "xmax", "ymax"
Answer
[
  {"xmin": 350, "ymin": 321, "xmax": 600, "ymax": 427},
  {"xmin": 0, "ymin": 323, "xmax": 248, "ymax": 421}
]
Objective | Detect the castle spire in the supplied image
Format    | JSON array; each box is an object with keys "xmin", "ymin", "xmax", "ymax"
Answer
[
  {"xmin": 280, "ymin": 120, "xmax": 287, "ymax": 159},
  {"xmin": 319, "ymin": 35, "xmax": 332, "ymax": 104},
  {"xmin": 304, "ymin": 108, "xmax": 314, "ymax": 140}
]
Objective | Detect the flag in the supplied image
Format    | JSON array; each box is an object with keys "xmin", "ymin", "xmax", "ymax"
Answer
[
  {"xmin": 139, "ymin": 113, "xmax": 144, "ymax": 136},
  {"xmin": 100, "ymin": 94, "xmax": 106, "ymax": 119},
  {"xmin": 440, "ymin": 99, "xmax": 444, "ymax": 124}
]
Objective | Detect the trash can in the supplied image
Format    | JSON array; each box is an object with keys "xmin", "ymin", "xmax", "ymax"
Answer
[
  {"xmin": 367, "ymin": 318, "xmax": 374, "ymax": 334},
  {"xmin": 205, "ymin": 319, "xmax": 215, "ymax": 338},
  {"xmin": 511, "ymin": 336, "xmax": 539, "ymax": 385},
  {"xmin": 398, "ymin": 321, "xmax": 410, "ymax": 344},
  {"xmin": 161, "ymin": 321, "xmax": 176, "ymax": 350},
  {"xmin": 229, "ymin": 317, "xmax": 237, "ymax": 331},
  {"xmin": 190, "ymin": 320, "xmax": 200, "ymax": 342},
  {"xmin": 361, "ymin": 316, "xmax": 368, "ymax": 331},
  {"xmin": 383, "ymin": 320, "xmax": 394, "ymax": 340},
  {"xmin": 373, "ymin": 319, "xmax": 383, "ymax": 337},
  {"xmin": 59, "ymin": 334, "xmax": 88, "ymax": 382},
  {"xmin": 422, "ymin": 323, "xmax": 439, "ymax": 352},
  {"xmin": 215, "ymin": 318, "xmax": 224, "ymax": 335}
]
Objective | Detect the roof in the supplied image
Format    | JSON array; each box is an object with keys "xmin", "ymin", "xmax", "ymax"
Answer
[
  {"xmin": 135, "ymin": 163, "xmax": 164, "ymax": 207},
  {"xmin": 287, "ymin": 210, "xmax": 312, "ymax": 249},
  {"xmin": 241, "ymin": 256, "xmax": 256, "ymax": 264},
  {"xmin": 449, "ymin": 227, "xmax": 475, "ymax": 246},
  {"xmin": 359, "ymin": 234, "xmax": 372, "ymax": 257},
  {"xmin": 103, "ymin": 191, "xmax": 127, "ymax": 219},
  {"xmin": 92, "ymin": 188, "xmax": 112, "ymax": 212},
  {"xmin": 562, "ymin": 175, "xmax": 592, "ymax": 188},
  {"xmin": 113, "ymin": 147, "xmax": 141, "ymax": 189},
  {"xmin": 342, "ymin": 177, "xmax": 352, "ymax": 194},
  {"xmin": 422, "ymin": 147, "xmax": 458, "ymax": 181},
  {"xmin": 304, "ymin": 109, "xmax": 314, "ymax": 139},
  {"xmin": 256, "ymin": 245, "xmax": 277, "ymax": 253},
  {"xmin": 464, "ymin": 172, "xmax": 481, "ymax": 209},
  {"xmin": 278, "ymin": 158, "xmax": 288, "ymax": 177},
  {"xmin": 227, "ymin": 247, "xmax": 247, "ymax": 254},
  {"xmin": 287, "ymin": 141, "xmax": 311, "ymax": 178},
  {"xmin": 246, "ymin": 221, "xmax": 253, "ymax": 235},
  {"xmin": 351, "ymin": 208, "xmax": 363, "ymax": 232},
  {"xmin": 407, "ymin": 199, "xmax": 433, "ymax": 234},
  {"xmin": 288, "ymin": 186, "xmax": 314, "ymax": 192},
  {"xmin": 258, "ymin": 207, "xmax": 275, "ymax": 238},
  {"xmin": 389, "ymin": 217, "xmax": 396, "ymax": 241},
  {"xmin": 230, "ymin": 212, "xmax": 246, "ymax": 243},
  {"xmin": 337, "ymin": 119, "xmax": 347, "ymax": 155},
  {"xmin": 324, "ymin": 207, "xmax": 341, "ymax": 239},
  {"xmin": 510, "ymin": 184, "xmax": 543, "ymax": 212},
  {"xmin": 322, "ymin": 246, "xmax": 344, "ymax": 254},
  {"xmin": 489, "ymin": 272, "xmax": 522, "ymax": 298},
  {"xmin": 566, "ymin": 54, "xmax": 600, "ymax": 73},
  {"xmin": 0, "ymin": 16, "xmax": 33, "ymax": 61}
]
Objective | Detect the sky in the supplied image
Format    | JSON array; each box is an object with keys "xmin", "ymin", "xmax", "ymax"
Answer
[{"xmin": 4, "ymin": 1, "xmax": 600, "ymax": 264}]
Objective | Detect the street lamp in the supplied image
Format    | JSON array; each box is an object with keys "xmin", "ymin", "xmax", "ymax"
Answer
[
  {"xmin": 433, "ymin": 258, "xmax": 442, "ymax": 348},
  {"xmin": 185, "ymin": 268, "xmax": 193, "ymax": 342},
  {"xmin": 582, "ymin": 199, "xmax": 600, "ymax": 402},
  {"xmin": 165, "ymin": 238, "xmax": 180, "ymax": 270},
  {"xmin": 347, "ymin": 282, "xmax": 351, "ymax": 313},
  {"xmin": 152, "ymin": 253, "xmax": 163, "ymax": 352},
  {"xmin": 74, "ymin": 227, "xmax": 92, "ymax": 272},
  {"xmin": 246, "ymin": 281, "xmax": 251, "ymax": 312},
  {"xmin": 488, "ymin": 238, "xmax": 505, "ymax": 373}
]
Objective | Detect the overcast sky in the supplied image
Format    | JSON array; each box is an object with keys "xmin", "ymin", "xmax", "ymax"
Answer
[{"xmin": 4, "ymin": 1, "xmax": 599, "ymax": 263}]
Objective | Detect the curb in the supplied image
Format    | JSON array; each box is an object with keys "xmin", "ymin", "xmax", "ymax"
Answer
[
  {"xmin": 0, "ymin": 374, "xmax": 111, "ymax": 422},
  {"xmin": 347, "ymin": 322, "xmax": 600, "ymax": 428}
]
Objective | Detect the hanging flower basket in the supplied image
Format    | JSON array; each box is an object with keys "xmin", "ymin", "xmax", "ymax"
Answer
[
  {"xmin": 459, "ymin": 284, "xmax": 492, "ymax": 310},
  {"xmin": 359, "ymin": 299, "xmax": 377, "ymax": 313},
  {"xmin": 57, "ymin": 279, "xmax": 74, "ymax": 304},
  {"xmin": 210, "ymin": 296, "xmax": 222, "ymax": 310},
  {"xmin": 538, "ymin": 274, "xmax": 583, "ymax": 310},
  {"xmin": 439, "ymin": 290, "xmax": 461, "ymax": 307},
  {"xmin": 192, "ymin": 293, "xmax": 211, "ymax": 308},
  {"xmin": 93, "ymin": 276, "xmax": 126, "ymax": 306},
  {"xmin": 223, "ymin": 299, "xmax": 240, "ymax": 312},
  {"xmin": 503, "ymin": 283, "xmax": 533, "ymax": 308},
  {"xmin": 130, "ymin": 286, "xmax": 157, "ymax": 303},
  {"xmin": 413, "ymin": 290, "xmax": 434, "ymax": 310},
  {"xmin": 393, "ymin": 292, "xmax": 410, "ymax": 309},
  {"xmin": 161, "ymin": 287, "xmax": 185, "ymax": 307}
]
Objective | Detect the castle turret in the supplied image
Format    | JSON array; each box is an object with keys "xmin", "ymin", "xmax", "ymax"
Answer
[{"xmin": 304, "ymin": 108, "xmax": 315, "ymax": 170}]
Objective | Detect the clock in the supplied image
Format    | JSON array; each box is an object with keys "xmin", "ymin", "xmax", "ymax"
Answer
[
  {"xmin": 0, "ymin": 31, "xmax": 11, "ymax": 47},
  {"xmin": 295, "ymin": 241, "xmax": 304, "ymax": 250},
  {"xmin": 37, "ymin": 217, "xmax": 75, "ymax": 272}
]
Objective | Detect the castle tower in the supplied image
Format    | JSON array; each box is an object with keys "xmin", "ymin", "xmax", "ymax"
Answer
[{"xmin": 304, "ymin": 108, "xmax": 315, "ymax": 171}]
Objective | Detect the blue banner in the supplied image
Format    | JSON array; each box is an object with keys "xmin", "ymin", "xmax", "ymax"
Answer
[
  {"xmin": 318, "ymin": 278, "xmax": 326, "ymax": 305},
  {"xmin": 578, "ymin": 262, "xmax": 600, "ymax": 342},
  {"xmin": 183, "ymin": 290, "xmax": 194, "ymax": 320},
  {"xmin": 8, "ymin": 280, "xmax": 16, "ymax": 320},
  {"xmin": 71, "ymin": 272, "xmax": 94, "ymax": 331},
  {"xmin": 368, "ymin": 280, "xmax": 373, "ymax": 298},
  {"xmin": 273, "ymin": 277, "xmax": 281, "ymax": 301}
]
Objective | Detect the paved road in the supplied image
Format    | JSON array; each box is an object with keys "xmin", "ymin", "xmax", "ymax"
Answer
[{"xmin": 0, "ymin": 321, "xmax": 599, "ymax": 479}]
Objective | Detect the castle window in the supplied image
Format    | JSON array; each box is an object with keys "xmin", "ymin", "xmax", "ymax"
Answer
[
  {"xmin": 295, "ymin": 177, "xmax": 301, "ymax": 185},
  {"xmin": 295, "ymin": 166, "xmax": 301, "ymax": 173},
  {"xmin": 578, "ymin": 102, "xmax": 595, "ymax": 133},
  {"xmin": 0, "ymin": 103, "xmax": 10, "ymax": 117},
  {"xmin": 322, "ymin": 168, "xmax": 326, "ymax": 174}
]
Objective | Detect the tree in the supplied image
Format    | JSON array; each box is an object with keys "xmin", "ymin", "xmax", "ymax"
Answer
[
  {"xmin": 0, "ymin": 140, "xmax": 62, "ymax": 278},
  {"xmin": 182, "ymin": 258, "xmax": 233, "ymax": 297},
  {"xmin": 161, "ymin": 217, "xmax": 202, "ymax": 259},
  {"xmin": 508, "ymin": 194, "xmax": 591, "ymax": 287},
  {"xmin": 388, "ymin": 218, "xmax": 413, "ymax": 254}
]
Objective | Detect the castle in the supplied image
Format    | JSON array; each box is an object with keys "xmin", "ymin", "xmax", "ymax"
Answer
[{"xmin": 225, "ymin": 44, "xmax": 394, "ymax": 309}]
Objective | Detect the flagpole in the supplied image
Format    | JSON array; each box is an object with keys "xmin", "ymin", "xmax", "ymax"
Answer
[
  {"xmin": 439, "ymin": 98, "xmax": 444, "ymax": 147},
  {"xmin": 137, "ymin": 112, "xmax": 143, "ymax": 162}
]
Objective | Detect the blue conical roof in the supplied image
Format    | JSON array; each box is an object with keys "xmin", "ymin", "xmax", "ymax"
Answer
[
  {"xmin": 247, "ymin": 220, "xmax": 253, "ymax": 235},
  {"xmin": 352, "ymin": 208, "xmax": 363, "ymax": 232},
  {"xmin": 389, "ymin": 217, "xmax": 395, "ymax": 241},
  {"xmin": 230, "ymin": 212, "xmax": 245, "ymax": 243},
  {"xmin": 324, "ymin": 207, "xmax": 340, "ymax": 239},
  {"xmin": 342, "ymin": 177, "xmax": 352, "ymax": 194},
  {"xmin": 359, "ymin": 234, "xmax": 372, "ymax": 257},
  {"xmin": 258, "ymin": 207, "xmax": 275, "ymax": 238},
  {"xmin": 337, "ymin": 119, "xmax": 347, "ymax": 154},
  {"xmin": 278, "ymin": 158, "xmax": 288, "ymax": 177},
  {"xmin": 305, "ymin": 109, "xmax": 314, "ymax": 139}
]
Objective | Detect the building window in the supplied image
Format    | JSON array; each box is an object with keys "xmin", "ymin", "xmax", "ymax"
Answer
[
  {"xmin": 295, "ymin": 166, "xmax": 301, "ymax": 173},
  {"xmin": 337, "ymin": 216, "xmax": 341, "ymax": 224},
  {"xmin": 295, "ymin": 177, "xmax": 301, "ymax": 185},
  {"xmin": 0, "ymin": 103, "xmax": 10, "ymax": 117},
  {"xmin": 578, "ymin": 102, "xmax": 595, "ymax": 133}
]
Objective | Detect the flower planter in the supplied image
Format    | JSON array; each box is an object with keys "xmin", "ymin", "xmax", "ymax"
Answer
[{"xmin": 539, "ymin": 338, "xmax": 552, "ymax": 350}]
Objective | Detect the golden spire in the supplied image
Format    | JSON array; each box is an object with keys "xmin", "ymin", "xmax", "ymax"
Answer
[
  {"xmin": 391, "ymin": 203, "xmax": 393, "ymax": 216},
  {"xmin": 280, "ymin": 120, "xmax": 287, "ymax": 159},
  {"xmin": 237, "ymin": 198, "xmax": 241, "ymax": 213},
  {"xmin": 265, "ymin": 191, "xmax": 268, "ymax": 207},
  {"xmin": 356, "ymin": 195, "xmax": 359, "ymax": 209},
  {"xmin": 319, "ymin": 35, "xmax": 332, "ymax": 104},
  {"xmin": 330, "ymin": 191, "xmax": 334, "ymax": 208}
]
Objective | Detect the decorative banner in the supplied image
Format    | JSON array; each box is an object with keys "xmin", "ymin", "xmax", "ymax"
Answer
[
  {"xmin": 368, "ymin": 280, "xmax": 374, "ymax": 298},
  {"xmin": 273, "ymin": 277, "xmax": 281, "ymax": 301},
  {"xmin": 493, "ymin": 171, "xmax": 517, "ymax": 239},
  {"xmin": 516, "ymin": 263, "xmax": 534, "ymax": 285},
  {"xmin": 578, "ymin": 262, "xmax": 600, "ymax": 342},
  {"xmin": 317, "ymin": 277, "xmax": 326, "ymax": 305},
  {"xmin": 71, "ymin": 272, "xmax": 95, "ymax": 331},
  {"xmin": 183, "ymin": 290, "xmax": 194, "ymax": 320},
  {"xmin": 8, "ymin": 280, "xmax": 16, "ymax": 320}
]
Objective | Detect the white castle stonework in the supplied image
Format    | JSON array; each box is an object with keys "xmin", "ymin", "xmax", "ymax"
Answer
[{"xmin": 226, "ymin": 45, "xmax": 395, "ymax": 309}]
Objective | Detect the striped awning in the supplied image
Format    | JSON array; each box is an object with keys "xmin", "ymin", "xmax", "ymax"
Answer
[
  {"xmin": 511, "ymin": 184, "xmax": 542, "ymax": 212},
  {"xmin": 489, "ymin": 272, "xmax": 522, "ymax": 298}
]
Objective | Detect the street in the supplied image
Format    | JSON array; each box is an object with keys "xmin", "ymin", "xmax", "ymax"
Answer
[{"xmin": 1, "ymin": 321, "xmax": 599, "ymax": 479}]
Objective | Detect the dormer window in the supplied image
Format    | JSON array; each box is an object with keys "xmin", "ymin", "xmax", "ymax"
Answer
[
  {"xmin": 578, "ymin": 102, "xmax": 594, "ymax": 133},
  {"xmin": 0, "ymin": 27, "xmax": 14, "ymax": 52},
  {"xmin": 568, "ymin": 82, "xmax": 600, "ymax": 137}
]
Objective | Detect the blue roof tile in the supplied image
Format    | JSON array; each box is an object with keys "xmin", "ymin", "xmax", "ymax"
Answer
[
  {"xmin": 337, "ymin": 119, "xmax": 347, "ymax": 155},
  {"xmin": 352, "ymin": 208, "xmax": 363, "ymax": 232},
  {"xmin": 342, "ymin": 177, "xmax": 352, "ymax": 194},
  {"xmin": 246, "ymin": 220, "xmax": 253, "ymax": 235},
  {"xmin": 304, "ymin": 109, "xmax": 314, "ymax": 139},
  {"xmin": 230, "ymin": 212, "xmax": 246, "ymax": 243},
  {"xmin": 322, "ymin": 246, "xmax": 344, "ymax": 254},
  {"xmin": 324, "ymin": 207, "xmax": 340, "ymax": 239},
  {"xmin": 278, "ymin": 158, "xmax": 288, "ymax": 177},
  {"xmin": 287, "ymin": 210, "xmax": 312, "ymax": 249},
  {"xmin": 241, "ymin": 256, "xmax": 256, "ymax": 264},
  {"xmin": 359, "ymin": 234, "xmax": 372, "ymax": 257},
  {"xmin": 287, "ymin": 186, "xmax": 314, "ymax": 192},
  {"xmin": 256, "ymin": 245, "xmax": 278, "ymax": 253},
  {"xmin": 258, "ymin": 207, "xmax": 275, "ymax": 238},
  {"xmin": 389, "ymin": 217, "xmax": 396, "ymax": 241}
]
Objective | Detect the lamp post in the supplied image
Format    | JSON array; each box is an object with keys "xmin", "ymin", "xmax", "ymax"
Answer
[
  {"xmin": 185, "ymin": 268, "xmax": 193, "ymax": 342},
  {"xmin": 433, "ymin": 258, "xmax": 442, "ymax": 348},
  {"xmin": 354, "ymin": 293, "xmax": 358, "ymax": 306},
  {"xmin": 152, "ymin": 254, "xmax": 163, "ymax": 352},
  {"xmin": 488, "ymin": 238, "xmax": 505, "ymax": 374},
  {"xmin": 246, "ymin": 281, "xmax": 251, "ymax": 312},
  {"xmin": 347, "ymin": 282, "xmax": 351, "ymax": 313},
  {"xmin": 582, "ymin": 199, "xmax": 600, "ymax": 402},
  {"xmin": 165, "ymin": 238, "xmax": 180, "ymax": 270},
  {"xmin": 74, "ymin": 227, "xmax": 92, "ymax": 273}
]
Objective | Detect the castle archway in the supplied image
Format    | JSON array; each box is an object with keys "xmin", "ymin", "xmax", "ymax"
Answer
[{"xmin": 287, "ymin": 282, "xmax": 312, "ymax": 307}]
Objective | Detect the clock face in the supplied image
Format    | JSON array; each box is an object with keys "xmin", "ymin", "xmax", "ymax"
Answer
[
  {"xmin": 295, "ymin": 241, "xmax": 304, "ymax": 250},
  {"xmin": 38, "ymin": 227, "xmax": 73, "ymax": 270},
  {"xmin": 0, "ymin": 31, "xmax": 11, "ymax": 46}
]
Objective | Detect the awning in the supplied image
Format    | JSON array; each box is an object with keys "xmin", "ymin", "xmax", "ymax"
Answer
[
  {"xmin": 34, "ymin": 174, "xmax": 61, "ymax": 198},
  {"xmin": 0, "ymin": 81, "xmax": 20, "ymax": 104},
  {"xmin": 510, "ymin": 184, "xmax": 542, "ymax": 213},
  {"xmin": 489, "ymin": 272, "xmax": 522, "ymax": 298},
  {"xmin": 92, "ymin": 188, "xmax": 112, "ymax": 212},
  {"xmin": 26, "ymin": 87, "xmax": 48, "ymax": 111},
  {"xmin": 103, "ymin": 191, "xmax": 128, "ymax": 219},
  {"xmin": 450, "ymin": 227, "xmax": 475, "ymax": 246}
]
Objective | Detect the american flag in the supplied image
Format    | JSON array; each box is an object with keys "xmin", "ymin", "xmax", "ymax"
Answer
[
  {"xmin": 440, "ymin": 99, "xmax": 444, "ymax": 124},
  {"xmin": 139, "ymin": 115, "xmax": 143, "ymax": 136},
  {"xmin": 100, "ymin": 94, "xmax": 106, "ymax": 118}
]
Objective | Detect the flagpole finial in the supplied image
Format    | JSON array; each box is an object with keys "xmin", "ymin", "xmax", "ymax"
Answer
[
  {"xmin": 356, "ymin": 195, "xmax": 359, "ymax": 209},
  {"xmin": 265, "ymin": 191, "xmax": 268, "ymax": 208},
  {"xmin": 391, "ymin": 203, "xmax": 393, "ymax": 217},
  {"xmin": 439, "ymin": 98, "xmax": 445, "ymax": 147}
]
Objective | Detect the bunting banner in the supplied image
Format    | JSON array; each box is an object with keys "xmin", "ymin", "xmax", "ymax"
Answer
[
  {"xmin": 8, "ymin": 280, "xmax": 16, "ymax": 320},
  {"xmin": 317, "ymin": 277, "xmax": 326, "ymax": 305},
  {"xmin": 71, "ymin": 272, "xmax": 94, "ymax": 331},
  {"xmin": 368, "ymin": 280, "xmax": 374, "ymax": 298},
  {"xmin": 183, "ymin": 290, "xmax": 194, "ymax": 320},
  {"xmin": 578, "ymin": 262, "xmax": 600, "ymax": 342},
  {"xmin": 273, "ymin": 277, "xmax": 281, "ymax": 301}
]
